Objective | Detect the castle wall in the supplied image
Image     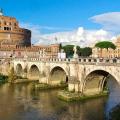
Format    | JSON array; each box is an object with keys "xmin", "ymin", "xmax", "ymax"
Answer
[{"xmin": 0, "ymin": 15, "xmax": 31, "ymax": 46}]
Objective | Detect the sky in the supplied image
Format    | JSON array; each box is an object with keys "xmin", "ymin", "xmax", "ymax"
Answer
[{"xmin": 1, "ymin": 0, "xmax": 120, "ymax": 46}]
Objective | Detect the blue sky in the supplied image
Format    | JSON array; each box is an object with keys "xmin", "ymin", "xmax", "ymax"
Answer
[
  {"xmin": 1, "ymin": 0, "xmax": 120, "ymax": 46},
  {"xmin": 1, "ymin": 0, "xmax": 120, "ymax": 31}
]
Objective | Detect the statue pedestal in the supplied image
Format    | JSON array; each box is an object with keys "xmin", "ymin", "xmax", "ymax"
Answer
[{"xmin": 73, "ymin": 53, "xmax": 78, "ymax": 59}]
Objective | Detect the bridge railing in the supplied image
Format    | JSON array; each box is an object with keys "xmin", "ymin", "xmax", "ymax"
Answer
[
  {"xmin": 13, "ymin": 57, "xmax": 120, "ymax": 64},
  {"xmin": 77, "ymin": 58, "xmax": 120, "ymax": 64}
]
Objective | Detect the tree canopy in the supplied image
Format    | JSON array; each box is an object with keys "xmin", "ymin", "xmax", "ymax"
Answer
[
  {"xmin": 62, "ymin": 45, "xmax": 92, "ymax": 58},
  {"xmin": 95, "ymin": 41, "xmax": 116, "ymax": 49},
  {"xmin": 62, "ymin": 45, "xmax": 74, "ymax": 58},
  {"xmin": 80, "ymin": 47, "xmax": 92, "ymax": 57}
]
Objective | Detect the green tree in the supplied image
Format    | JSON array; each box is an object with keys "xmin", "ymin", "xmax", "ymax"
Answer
[
  {"xmin": 80, "ymin": 47, "xmax": 92, "ymax": 57},
  {"xmin": 62, "ymin": 45, "xmax": 92, "ymax": 57},
  {"xmin": 8, "ymin": 67, "xmax": 17, "ymax": 83},
  {"xmin": 76, "ymin": 46, "xmax": 81, "ymax": 56},
  {"xmin": 95, "ymin": 41, "xmax": 116, "ymax": 49},
  {"xmin": 62, "ymin": 45, "xmax": 81, "ymax": 58},
  {"xmin": 59, "ymin": 43, "xmax": 62, "ymax": 51},
  {"xmin": 62, "ymin": 45, "xmax": 74, "ymax": 58}
]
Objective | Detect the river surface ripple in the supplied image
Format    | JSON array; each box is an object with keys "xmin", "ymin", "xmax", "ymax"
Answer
[{"xmin": 0, "ymin": 83, "xmax": 118, "ymax": 120}]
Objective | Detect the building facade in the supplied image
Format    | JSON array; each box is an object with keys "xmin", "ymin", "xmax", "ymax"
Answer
[
  {"xmin": 92, "ymin": 37, "xmax": 120, "ymax": 58},
  {"xmin": 0, "ymin": 44, "xmax": 60, "ymax": 58}
]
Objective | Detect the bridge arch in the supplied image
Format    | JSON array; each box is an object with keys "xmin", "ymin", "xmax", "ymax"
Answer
[
  {"xmin": 82, "ymin": 68, "xmax": 119, "ymax": 95},
  {"xmin": 28, "ymin": 64, "xmax": 40, "ymax": 80},
  {"xmin": 49, "ymin": 66, "xmax": 68, "ymax": 85},
  {"xmin": 16, "ymin": 63, "xmax": 23, "ymax": 77}
]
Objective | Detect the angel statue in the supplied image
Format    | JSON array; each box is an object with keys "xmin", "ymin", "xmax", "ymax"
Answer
[
  {"xmin": 73, "ymin": 45, "xmax": 78, "ymax": 58},
  {"xmin": 73, "ymin": 45, "xmax": 77, "ymax": 54}
]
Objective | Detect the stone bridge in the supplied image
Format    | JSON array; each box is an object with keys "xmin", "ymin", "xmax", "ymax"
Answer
[{"xmin": 13, "ymin": 57, "xmax": 120, "ymax": 95}]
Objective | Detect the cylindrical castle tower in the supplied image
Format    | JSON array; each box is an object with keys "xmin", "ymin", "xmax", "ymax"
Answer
[{"xmin": 0, "ymin": 9, "xmax": 31, "ymax": 47}]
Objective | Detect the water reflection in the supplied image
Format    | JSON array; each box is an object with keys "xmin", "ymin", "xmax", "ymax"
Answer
[
  {"xmin": 105, "ymin": 76, "xmax": 120, "ymax": 119},
  {"xmin": 0, "ymin": 83, "xmax": 107, "ymax": 120}
]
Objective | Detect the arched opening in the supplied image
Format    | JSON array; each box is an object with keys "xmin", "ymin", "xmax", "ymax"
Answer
[
  {"xmin": 28, "ymin": 65, "xmax": 40, "ymax": 80},
  {"xmin": 83, "ymin": 70, "xmax": 116, "ymax": 95},
  {"xmin": 50, "ymin": 66, "xmax": 68, "ymax": 85},
  {"xmin": 83, "ymin": 70, "xmax": 120, "ymax": 114},
  {"xmin": 16, "ymin": 64, "xmax": 23, "ymax": 77}
]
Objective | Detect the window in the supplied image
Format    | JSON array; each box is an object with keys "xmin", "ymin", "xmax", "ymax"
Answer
[
  {"xmin": 4, "ymin": 27, "xmax": 11, "ymax": 31},
  {"xmin": 4, "ymin": 27, "xmax": 6, "ymax": 30},
  {"xmin": 4, "ymin": 21, "xmax": 6, "ymax": 25}
]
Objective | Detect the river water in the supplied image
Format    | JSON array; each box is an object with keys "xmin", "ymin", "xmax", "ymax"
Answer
[{"xmin": 0, "ymin": 82, "xmax": 120, "ymax": 120}]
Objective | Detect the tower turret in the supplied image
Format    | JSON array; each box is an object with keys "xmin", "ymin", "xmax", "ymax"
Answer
[{"xmin": 0, "ymin": 8, "xmax": 3, "ymax": 16}]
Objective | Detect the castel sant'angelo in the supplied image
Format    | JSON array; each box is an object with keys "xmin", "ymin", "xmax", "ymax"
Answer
[
  {"xmin": 0, "ymin": 9, "xmax": 31, "ymax": 47},
  {"xmin": 0, "ymin": 9, "xmax": 60, "ymax": 58}
]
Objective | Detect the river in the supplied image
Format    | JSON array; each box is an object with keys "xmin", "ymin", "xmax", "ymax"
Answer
[{"xmin": 0, "ymin": 83, "xmax": 109, "ymax": 120}]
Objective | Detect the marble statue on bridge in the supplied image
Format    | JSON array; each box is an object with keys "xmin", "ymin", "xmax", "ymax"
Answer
[{"xmin": 73, "ymin": 45, "xmax": 78, "ymax": 59}]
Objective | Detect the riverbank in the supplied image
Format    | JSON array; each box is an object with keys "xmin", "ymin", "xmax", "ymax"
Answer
[
  {"xmin": 33, "ymin": 83, "xmax": 68, "ymax": 90},
  {"xmin": 58, "ymin": 90, "xmax": 108, "ymax": 102},
  {"xmin": 13, "ymin": 79, "xmax": 38, "ymax": 83}
]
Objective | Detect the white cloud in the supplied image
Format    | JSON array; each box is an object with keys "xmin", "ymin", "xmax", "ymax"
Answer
[
  {"xmin": 20, "ymin": 12, "xmax": 120, "ymax": 47},
  {"xmin": 91, "ymin": 12, "xmax": 120, "ymax": 32},
  {"xmin": 20, "ymin": 23, "xmax": 42, "ymax": 44},
  {"xmin": 35, "ymin": 27, "xmax": 115, "ymax": 47},
  {"xmin": 20, "ymin": 22, "xmax": 72, "ymax": 45}
]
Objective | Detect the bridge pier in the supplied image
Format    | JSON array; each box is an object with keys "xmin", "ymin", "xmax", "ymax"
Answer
[{"xmin": 68, "ymin": 76, "xmax": 80, "ymax": 92}]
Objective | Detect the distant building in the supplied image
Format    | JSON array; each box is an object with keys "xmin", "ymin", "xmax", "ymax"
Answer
[
  {"xmin": 0, "ymin": 44, "xmax": 60, "ymax": 58},
  {"xmin": 92, "ymin": 36, "xmax": 120, "ymax": 58}
]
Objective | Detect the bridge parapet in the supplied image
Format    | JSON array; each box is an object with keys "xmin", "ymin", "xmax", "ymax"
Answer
[{"xmin": 13, "ymin": 57, "xmax": 120, "ymax": 65}]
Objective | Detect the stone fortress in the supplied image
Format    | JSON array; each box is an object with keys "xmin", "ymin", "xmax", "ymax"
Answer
[
  {"xmin": 0, "ymin": 9, "xmax": 60, "ymax": 58},
  {"xmin": 0, "ymin": 9, "xmax": 31, "ymax": 47}
]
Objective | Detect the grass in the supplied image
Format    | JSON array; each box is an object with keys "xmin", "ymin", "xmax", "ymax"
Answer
[
  {"xmin": 58, "ymin": 90, "xmax": 108, "ymax": 102},
  {"xmin": 13, "ymin": 78, "xmax": 38, "ymax": 84}
]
